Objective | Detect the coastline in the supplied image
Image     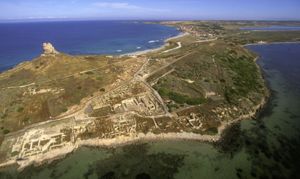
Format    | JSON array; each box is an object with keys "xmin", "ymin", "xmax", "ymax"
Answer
[
  {"xmin": 0, "ymin": 88, "xmax": 268, "ymax": 171},
  {"xmin": 121, "ymin": 32, "xmax": 189, "ymax": 56},
  {"xmin": 0, "ymin": 28, "xmax": 272, "ymax": 172}
]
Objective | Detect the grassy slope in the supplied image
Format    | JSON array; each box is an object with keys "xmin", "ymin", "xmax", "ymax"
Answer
[
  {"xmin": 149, "ymin": 21, "xmax": 300, "ymax": 132},
  {"xmin": 0, "ymin": 54, "xmax": 132, "ymax": 134},
  {"xmin": 152, "ymin": 39, "xmax": 265, "ymax": 109},
  {"xmin": 153, "ymin": 21, "xmax": 299, "ymax": 109}
]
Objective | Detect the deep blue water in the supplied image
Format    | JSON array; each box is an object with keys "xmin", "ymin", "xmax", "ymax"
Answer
[
  {"xmin": 240, "ymin": 25, "xmax": 300, "ymax": 31},
  {"xmin": 0, "ymin": 21, "xmax": 180, "ymax": 72}
]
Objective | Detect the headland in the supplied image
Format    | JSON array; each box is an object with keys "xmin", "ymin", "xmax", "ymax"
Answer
[{"xmin": 1, "ymin": 21, "xmax": 299, "ymax": 171}]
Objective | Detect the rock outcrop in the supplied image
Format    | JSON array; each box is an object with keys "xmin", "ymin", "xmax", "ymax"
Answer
[{"xmin": 42, "ymin": 42, "xmax": 59, "ymax": 55}]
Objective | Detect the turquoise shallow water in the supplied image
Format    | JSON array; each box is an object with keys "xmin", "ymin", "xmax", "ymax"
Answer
[{"xmin": 1, "ymin": 43, "xmax": 300, "ymax": 179}]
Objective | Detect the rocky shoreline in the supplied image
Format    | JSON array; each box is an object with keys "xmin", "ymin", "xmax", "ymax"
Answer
[{"xmin": 0, "ymin": 87, "xmax": 268, "ymax": 171}]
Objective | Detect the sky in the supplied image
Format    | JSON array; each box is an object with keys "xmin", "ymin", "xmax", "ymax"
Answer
[{"xmin": 0, "ymin": 0, "xmax": 300, "ymax": 21}]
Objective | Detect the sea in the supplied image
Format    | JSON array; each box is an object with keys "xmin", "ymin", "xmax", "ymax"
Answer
[
  {"xmin": 0, "ymin": 20, "xmax": 180, "ymax": 72},
  {"xmin": 0, "ymin": 23, "xmax": 300, "ymax": 179}
]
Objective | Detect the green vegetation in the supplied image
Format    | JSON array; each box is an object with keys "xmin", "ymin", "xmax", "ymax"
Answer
[
  {"xmin": 11, "ymin": 151, "xmax": 19, "ymax": 156},
  {"xmin": 100, "ymin": 88, "xmax": 106, "ymax": 92},
  {"xmin": 203, "ymin": 127, "xmax": 218, "ymax": 135},
  {"xmin": 157, "ymin": 87, "xmax": 205, "ymax": 105},
  {"xmin": 84, "ymin": 71, "xmax": 94, "ymax": 75},
  {"xmin": 223, "ymin": 31, "xmax": 300, "ymax": 45},
  {"xmin": 149, "ymin": 21, "xmax": 281, "ymax": 133},
  {"xmin": 3, "ymin": 129, "xmax": 10, "ymax": 135},
  {"xmin": 17, "ymin": 107, "xmax": 24, "ymax": 113},
  {"xmin": 152, "ymin": 36, "xmax": 265, "ymax": 107},
  {"xmin": 218, "ymin": 51, "xmax": 262, "ymax": 103},
  {"xmin": 22, "ymin": 117, "xmax": 30, "ymax": 124}
]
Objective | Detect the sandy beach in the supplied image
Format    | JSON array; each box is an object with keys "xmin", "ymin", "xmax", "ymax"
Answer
[{"xmin": 121, "ymin": 32, "xmax": 189, "ymax": 56}]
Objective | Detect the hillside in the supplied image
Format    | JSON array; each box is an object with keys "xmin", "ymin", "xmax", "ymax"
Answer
[{"xmin": 0, "ymin": 44, "xmax": 143, "ymax": 135}]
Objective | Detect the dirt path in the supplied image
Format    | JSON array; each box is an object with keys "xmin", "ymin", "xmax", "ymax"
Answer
[{"xmin": 162, "ymin": 42, "xmax": 182, "ymax": 53}]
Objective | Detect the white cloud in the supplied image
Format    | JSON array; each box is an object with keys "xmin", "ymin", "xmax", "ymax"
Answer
[
  {"xmin": 93, "ymin": 2, "xmax": 169, "ymax": 12},
  {"xmin": 93, "ymin": 2, "xmax": 140, "ymax": 9}
]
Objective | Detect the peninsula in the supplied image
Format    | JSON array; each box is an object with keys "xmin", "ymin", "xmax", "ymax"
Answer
[{"xmin": 0, "ymin": 21, "xmax": 299, "ymax": 171}]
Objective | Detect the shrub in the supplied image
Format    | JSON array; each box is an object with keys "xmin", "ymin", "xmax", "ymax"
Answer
[
  {"xmin": 17, "ymin": 107, "xmax": 24, "ymax": 112},
  {"xmin": 100, "ymin": 88, "xmax": 106, "ymax": 92},
  {"xmin": 186, "ymin": 98, "xmax": 205, "ymax": 105},
  {"xmin": 204, "ymin": 127, "xmax": 218, "ymax": 135},
  {"xmin": 85, "ymin": 71, "xmax": 94, "ymax": 75},
  {"xmin": 3, "ymin": 129, "xmax": 10, "ymax": 134},
  {"xmin": 157, "ymin": 88, "xmax": 204, "ymax": 105},
  {"xmin": 169, "ymin": 92, "xmax": 187, "ymax": 104}
]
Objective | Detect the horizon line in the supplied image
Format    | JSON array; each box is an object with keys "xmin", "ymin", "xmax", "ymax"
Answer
[{"xmin": 1, "ymin": 17, "xmax": 300, "ymax": 23}]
